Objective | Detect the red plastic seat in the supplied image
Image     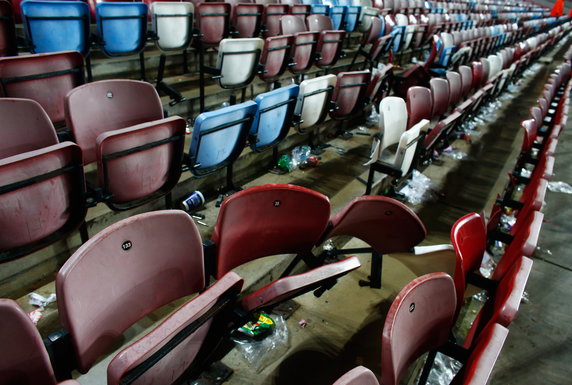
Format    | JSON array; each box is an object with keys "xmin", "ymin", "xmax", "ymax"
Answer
[
  {"xmin": 306, "ymin": 14, "xmax": 346, "ymax": 70},
  {"xmin": 0, "ymin": 299, "xmax": 81, "ymax": 385},
  {"xmin": 65, "ymin": 79, "xmax": 186, "ymax": 210},
  {"xmin": 57, "ymin": 210, "xmax": 243, "ymax": 383},
  {"xmin": 0, "ymin": 51, "xmax": 85, "ymax": 125},
  {"xmin": 349, "ymin": 16, "xmax": 392, "ymax": 71},
  {"xmin": 0, "ymin": 0, "xmax": 16, "ymax": 57},
  {"xmin": 329, "ymin": 71, "xmax": 371, "ymax": 120},
  {"xmin": 381, "ymin": 272, "xmax": 457, "ymax": 385},
  {"xmin": 447, "ymin": 70, "xmax": 462, "ymax": 108},
  {"xmin": 471, "ymin": 60, "xmax": 483, "ymax": 91},
  {"xmin": 430, "ymin": 77, "xmax": 450, "ymax": 118},
  {"xmin": 263, "ymin": 3, "xmax": 289, "ymax": 37},
  {"xmin": 451, "ymin": 323, "xmax": 509, "ymax": 385},
  {"xmin": 259, "ymin": 35, "xmax": 291, "ymax": 83},
  {"xmin": 0, "ymin": 142, "xmax": 86, "ymax": 263},
  {"xmin": 211, "ymin": 184, "xmax": 360, "ymax": 312},
  {"xmin": 406, "ymin": 86, "xmax": 432, "ymax": 129},
  {"xmin": 321, "ymin": 195, "xmax": 426, "ymax": 288},
  {"xmin": 0, "ymin": 98, "xmax": 58, "ymax": 159},
  {"xmin": 333, "ymin": 366, "xmax": 380, "ymax": 385},
  {"xmin": 291, "ymin": 4, "xmax": 310, "ymax": 21},
  {"xmin": 230, "ymin": 2, "xmax": 263, "ymax": 38},
  {"xmin": 195, "ymin": 2, "xmax": 230, "ymax": 46},
  {"xmin": 280, "ymin": 15, "xmax": 318, "ymax": 75}
]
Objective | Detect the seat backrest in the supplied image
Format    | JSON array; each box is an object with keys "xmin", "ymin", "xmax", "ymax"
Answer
[
  {"xmin": 529, "ymin": 106, "xmax": 543, "ymax": 128},
  {"xmin": 250, "ymin": 84, "xmax": 299, "ymax": 152},
  {"xmin": 65, "ymin": 79, "xmax": 164, "ymax": 165},
  {"xmin": 430, "ymin": 77, "xmax": 450, "ymax": 118},
  {"xmin": 291, "ymin": 4, "xmax": 311, "ymax": 22},
  {"xmin": 406, "ymin": 86, "xmax": 432, "ymax": 129},
  {"xmin": 232, "ymin": 3, "xmax": 263, "ymax": 38},
  {"xmin": 306, "ymin": 14, "xmax": 334, "ymax": 31},
  {"xmin": 152, "ymin": 2, "xmax": 194, "ymax": 51},
  {"xmin": 450, "ymin": 212, "xmax": 487, "ymax": 315},
  {"xmin": 295, "ymin": 74, "xmax": 337, "ymax": 130},
  {"xmin": 379, "ymin": 96, "xmax": 408, "ymax": 153},
  {"xmin": 281, "ymin": 14, "xmax": 308, "ymax": 34},
  {"xmin": 259, "ymin": 35, "xmax": 291, "ymax": 81},
  {"xmin": 0, "ymin": 51, "xmax": 85, "ymax": 124},
  {"xmin": 216, "ymin": 38, "xmax": 264, "ymax": 88},
  {"xmin": 381, "ymin": 273, "xmax": 457, "ymax": 385},
  {"xmin": 263, "ymin": 3, "xmax": 289, "ymax": 36},
  {"xmin": 520, "ymin": 118, "xmax": 538, "ymax": 155},
  {"xmin": 327, "ymin": 5, "xmax": 345, "ymax": 30},
  {"xmin": 96, "ymin": 2, "xmax": 148, "ymax": 57},
  {"xmin": 395, "ymin": 119, "xmax": 428, "ymax": 176},
  {"xmin": 96, "ymin": 115, "xmax": 186, "ymax": 210},
  {"xmin": 361, "ymin": 14, "xmax": 382, "ymax": 45},
  {"xmin": 0, "ymin": 142, "xmax": 86, "ymax": 263},
  {"xmin": 446, "ymin": 70, "xmax": 462, "ymax": 107},
  {"xmin": 333, "ymin": 366, "xmax": 380, "ymax": 385},
  {"xmin": 458, "ymin": 65, "xmax": 473, "ymax": 99},
  {"xmin": 57, "ymin": 210, "xmax": 206, "ymax": 373},
  {"xmin": 324, "ymin": 195, "xmax": 427, "ymax": 254},
  {"xmin": 479, "ymin": 58, "xmax": 490, "ymax": 86},
  {"xmin": 189, "ymin": 101, "xmax": 257, "ymax": 176},
  {"xmin": 211, "ymin": 184, "xmax": 331, "ymax": 278},
  {"xmin": 0, "ymin": 0, "xmax": 17, "ymax": 57},
  {"xmin": 314, "ymin": 29, "xmax": 345, "ymax": 67},
  {"xmin": 330, "ymin": 70, "xmax": 371, "ymax": 119},
  {"xmin": 471, "ymin": 60, "xmax": 483, "ymax": 90},
  {"xmin": 0, "ymin": 299, "xmax": 60, "ymax": 385},
  {"xmin": 196, "ymin": 2, "xmax": 231, "ymax": 45},
  {"xmin": 0, "ymin": 98, "xmax": 58, "ymax": 159},
  {"xmin": 451, "ymin": 323, "xmax": 509, "ymax": 385},
  {"xmin": 288, "ymin": 31, "xmax": 319, "ymax": 73},
  {"xmin": 21, "ymin": 0, "xmax": 91, "ymax": 56}
]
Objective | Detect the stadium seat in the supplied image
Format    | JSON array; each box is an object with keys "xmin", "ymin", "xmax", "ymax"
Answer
[
  {"xmin": 258, "ymin": 35, "xmax": 292, "ymax": 85},
  {"xmin": 406, "ymin": 85, "xmax": 432, "ymax": 129},
  {"xmin": 210, "ymin": 184, "xmax": 360, "ymax": 312},
  {"xmin": 329, "ymin": 70, "xmax": 371, "ymax": 120},
  {"xmin": 55, "ymin": 210, "xmax": 244, "ymax": 384},
  {"xmin": 65, "ymin": 79, "xmax": 185, "ymax": 211},
  {"xmin": 306, "ymin": 14, "xmax": 346, "ymax": 71},
  {"xmin": 0, "ymin": 0, "xmax": 16, "ymax": 57},
  {"xmin": 0, "ymin": 51, "xmax": 86, "ymax": 126},
  {"xmin": 262, "ymin": 3, "xmax": 289, "ymax": 37},
  {"xmin": 229, "ymin": 1, "xmax": 263, "ymax": 38},
  {"xmin": 0, "ymin": 298, "xmax": 82, "ymax": 385},
  {"xmin": 333, "ymin": 366, "xmax": 379, "ymax": 385}
]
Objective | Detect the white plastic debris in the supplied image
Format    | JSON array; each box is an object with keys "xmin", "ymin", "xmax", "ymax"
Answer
[
  {"xmin": 28, "ymin": 292, "xmax": 56, "ymax": 308},
  {"xmin": 399, "ymin": 170, "xmax": 438, "ymax": 205},
  {"xmin": 548, "ymin": 181, "xmax": 572, "ymax": 194}
]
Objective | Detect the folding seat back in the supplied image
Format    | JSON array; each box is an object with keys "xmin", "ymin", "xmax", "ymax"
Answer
[
  {"xmin": 439, "ymin": 32, "xmax": 456, "ymax": 67},
  {"xmin": 451, "ymin": 213, "xmax": 487, "ymax": 314},
  {"xmin": 479, "ymin": 57, "xmax": 490, "ymax": 86},
  {"xmin": 392, "ymin": 119, "xmax": 427, "ymax": 176},
  {"xmin": 458, "ymin": 65, "xmax": 473, "ymax": 99},
  {"xmin": 328, "ymin": 4, "xmax": 346, "ymax": 30},
  {"xmin": 0, "ymin": 299, "xmax": 81, "ymax": 385},
  {"xmin": 250, "ymin": 84, "xmax": 299, "ymax": 152},
  {"xmin": 471, "ymin": 60, "xmax": 483, "ymax": 90},
  {"xmin": 406, "ymin": 86, "xmax": 432, "ymax": 129},
  {"xmin": 96, "ymin": 2, "xmax": 148, "ymax": 57},
  {"xmin": 0, "ymin": 142, "xmax": 86, "ymax": 262},
  {"xmin": 263, "ymin": 3, "xmax": 289, "ymax": 37},
  {"xmin": 330, "ymin": 70, "xmax": 371, "ymax": 119},
  {"xmin": 216, "ymin": 38, "xmax": 264, "ymax": 88},
  {"xmin": 310, "ymin": 3, "xmax": 330, "ymax": 17},
  {"xmin": 57, "ymin": 210, "xmax": 215, "ymax": 374},
  {"xmin": 493, "ymin": 211, "xmax": 543, "ymax": 280},
  {"xmin": 151, "ymin": 2, "xmax": 194, "ymax": 51},
  {"xmin": 324, "ymin": 195, "xmax": 427, "ymax": 255},
  {"xmin": 211, "ymin": 184, "xmax": 330, "ymax": 278},
  {"xmin": 231, "ymin": 3, "xmax": 263, "ymax": 38},
  {"xmin": 306, "ymin": 13, "xmax": 335, "ymax": 31},
  {"xmin": 213, "ymin": 184, "xmax": 361, "ymax": 312},
  {"xmin": 291, "ymin": 4, "xmax": 311, "ymax": 21},
  {"xmin": 0, "ymin": 0, "xmax": 16, "ymax": 57},
  {"xmin": 395, "ymin": 13, "xmax": 413, "ymax": 50},
  {"xmin": 520, "ymin": 118, "xmax": 538, "ymax": 155},
  {"xmin": 0, "ymin": 51, "xmax": 85, "ymax": 125},
  {"xmin": 379, "ymin": 96, "xmax": 408, "ymax": 153},
  {"xmin": 66, "ymin": 79, "xmax": 164, "ymax": 165},
  {"xmin": 259, "ymin": 35, "xmax": 291, "ymax": 82},
  {"xmin": 487, "ymin": 54, "xmax": 502, "ymax": 82},
  {"xmin": 188, "ymin": 101, "xmax": 257, "ymax": 176},
  {"xmin": 450, "ymin": 323, "xmax": 509, "ymax": 385},
  {"xmin": 430, "ymin": 77, "xmax": 450, "ymax": 118},
  {"xmin": 361, "ymin": 15, "xmax": 383, "ymax": 46},
  {"xmin": 0, "ymin": 98, "xmax": 58, "ymax": 159},
  {"xmin": 21, "ymin": 0, "xmax": 91, "ymax": 56},
  {"xmin": 446, "ymin": 70, "xmax": 462, "ymax": 108},
  {"xmin": 281, "ymin": 13, "xmax": 308, "ymax": 34},
  {"xmin": 295, "ymin": 74, "xmax": 337, "ymax": 132},
  {"xmin": 343, "ymin": 4, "xmax": 361, "ymax": 32},
  {"xmin": 288, "ymin": 32, "xmax": 319, "ymax": 74},
  {"xmin": 381, "ymin": 273, "xmax": 456, "ymax": 385},
  {"xmin": 333, "ymin": 366, "xmax": 380, "ymax": 385},
  {"xmin": 195, "ymin": 2, "xmax": 231, "ymax": 46}
]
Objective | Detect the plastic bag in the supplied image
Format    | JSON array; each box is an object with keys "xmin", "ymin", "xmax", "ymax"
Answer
[
  {"xmin": 291, "ymin": 145, "xmax": 312, "ymax": 169},
  {"xmin": 548, "ymin": 181, "xmax": 572, "ymax": 194},
  {"xmin": 415, "ymin": 352, "xmax": 462, "ymax": 385},
  {"xmin": 399, "ymin": 170, "xmax": 438, "ymax": 205},
  {"xmin": 442, "ymin": 146, "xmax": 468, "ymax": 160},
  {"xmin": 29, "ymin": 292, "xmax": 56, "ymax": 308},
  {"xmin": 232, "ymin": 313, "xmax": 290, "ymax": 372}
]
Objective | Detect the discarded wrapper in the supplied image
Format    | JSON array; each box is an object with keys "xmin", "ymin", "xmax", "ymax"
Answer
[{"xmin": 238, "ymin": 311, "xmax": 275, "ymax": 338}]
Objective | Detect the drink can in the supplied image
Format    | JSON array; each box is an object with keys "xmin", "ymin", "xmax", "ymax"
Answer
[{"xmin": 181, "ymin": 191, "xmax": 205, "ymax": 211}]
